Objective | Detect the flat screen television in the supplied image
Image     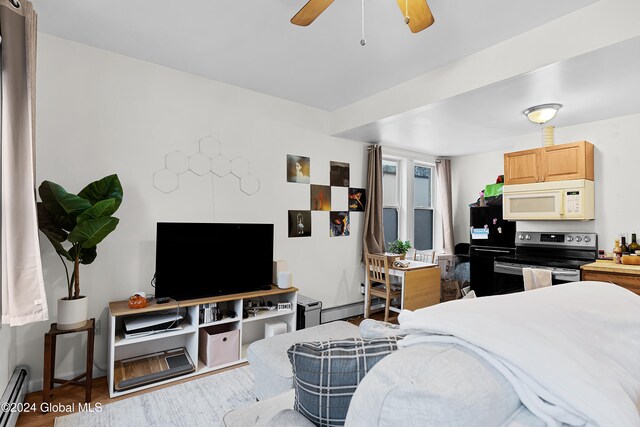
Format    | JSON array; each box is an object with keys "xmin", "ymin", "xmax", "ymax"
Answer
[{"xmin": 155, "ymin": 222, "xmax": 274, "ymax": 300}]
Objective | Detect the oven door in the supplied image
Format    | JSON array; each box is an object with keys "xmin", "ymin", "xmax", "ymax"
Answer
[{"xmin": 493, "ymin": 261, "xmax": 581, "ymax": 295}]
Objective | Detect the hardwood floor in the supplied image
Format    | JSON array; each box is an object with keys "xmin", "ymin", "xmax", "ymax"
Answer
[
  {"xmin": 16, "ymin": 363, "xmax": 246, "ymax": 427},
  {"xmin": 17, "ymin": 312, "xmax": 390, "ymax": 427},
  {"xmin": 347, "ymin": 310, "xmax": 398, "ymax": 326}
]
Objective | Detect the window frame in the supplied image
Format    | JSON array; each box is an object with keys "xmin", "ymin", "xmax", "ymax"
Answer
[
  {"xmin": 381, "ymin": 150, "xmax": 438, "ymax": 252},
  {"xmin": 413, "ymin": 162, "xmax": 435, "ymax": 250},
  {"xmin": 382, "ymin": 157, "xmax": 403, "ymax": 245}
]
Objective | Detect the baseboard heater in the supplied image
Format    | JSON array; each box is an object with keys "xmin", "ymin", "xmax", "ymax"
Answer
[
  {"xmin": 320, "ymin": 301, "xmax": 366, "ymax": 323},
  {"xmin": 0, "ymin": 367, "xmax": 29, "ymax": 427}
]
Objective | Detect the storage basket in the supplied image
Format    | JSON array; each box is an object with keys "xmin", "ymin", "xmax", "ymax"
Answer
[{"xmin": 198, "ymin": 323, "xmax": 240, "ymax": 368}]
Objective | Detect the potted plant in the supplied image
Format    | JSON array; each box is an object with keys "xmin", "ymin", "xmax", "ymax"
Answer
[
  {"xmin": 37, "ymin": 174, "xmax": 123, "ymax": 330},
  {"xmin": 386, "ymin": 240, "xmax": 412, "ymax": 262}
]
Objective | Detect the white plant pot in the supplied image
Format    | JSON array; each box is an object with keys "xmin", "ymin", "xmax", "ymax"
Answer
[{"xmin": 57, "ymin": 296, "xmax": 88, "ymax": 330}]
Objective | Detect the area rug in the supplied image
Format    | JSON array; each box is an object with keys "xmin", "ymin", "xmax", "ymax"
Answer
[{"xmin": 54, "ymin": 366, "xmax": 255, "ymax": 427}]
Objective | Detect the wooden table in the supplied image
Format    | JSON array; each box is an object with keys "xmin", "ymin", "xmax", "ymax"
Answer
[
  {"xmin": 581, "ymin": 260, "xmax": 640, "ymax": 295},
  {"xmin": 365, "ymin": 260, "xmax": 440, "ymax": 317},
  {"xmin": 43, "ymin": 319, "xmax": 95, "ymax": 409}
]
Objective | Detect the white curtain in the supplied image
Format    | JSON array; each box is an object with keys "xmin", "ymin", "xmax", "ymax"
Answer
[
  {"xmin": 1, "ymin": 0, "xmax": 47, "ymax": 326},
  {"xmin": 436, "ymin": 159, "xmax": 454, "ymax": 255}
]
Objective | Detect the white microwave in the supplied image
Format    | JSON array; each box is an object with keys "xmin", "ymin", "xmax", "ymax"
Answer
[{"xmin": 502, "ymin": 179, "xmax": 594, "ymax": 220}]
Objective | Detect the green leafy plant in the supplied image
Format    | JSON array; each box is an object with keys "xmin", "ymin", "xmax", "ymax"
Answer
[
  {"xmin": 37, "ymin": 174, "xmax": 123, "ymax": 300},
  {"xmin": 387, "ymin": 239, "xmax": 412, "ymax": 254}
]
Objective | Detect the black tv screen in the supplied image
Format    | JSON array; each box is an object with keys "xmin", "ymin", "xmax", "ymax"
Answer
[{"xmin": 155, "ymin": 222, "xmax": 274, "ymax": 300}]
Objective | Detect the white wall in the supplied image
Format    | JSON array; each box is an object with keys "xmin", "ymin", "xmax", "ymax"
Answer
[
  {"xmin": 452, "ymin": 112, "xmax": 640, "ymax": 251},
  {"xmin": 18, "ymin": 34, "xmax": 367, "ymax": 390},
  {"xmin": 0, "ymin": 325, "xmax": 17, "ymax": 393},
  {"xmin": 451, "ymin": 149, "xmax": 506, "ymax": 244}
]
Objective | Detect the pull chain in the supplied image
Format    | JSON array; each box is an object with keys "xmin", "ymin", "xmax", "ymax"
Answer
[
  {"xmin": 404, "ymin": 0, "xmax": 410, "ymax": 25},
  {"xmin": 360, "ymin": 0, "xmax": 366, "ymax": 46}
]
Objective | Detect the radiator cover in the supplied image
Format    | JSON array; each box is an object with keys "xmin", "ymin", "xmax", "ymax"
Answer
[{"xmin": 0, "ymin": 367, "xmax": 29, "ymax": 427}]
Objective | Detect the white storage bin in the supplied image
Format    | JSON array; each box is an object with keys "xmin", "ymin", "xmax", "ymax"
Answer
[
  {"xmin": 199, "ymin": 323, "xmax": 240, "ymax": 367},
  {"xmin": 264, "ymin": 321, "xmax": 287, "ymax": 338}
]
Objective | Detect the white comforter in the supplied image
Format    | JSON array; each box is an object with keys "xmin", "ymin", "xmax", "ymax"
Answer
[{"xmin": 398, "ymin": 281, "xmax": 640, "ymax": 427}]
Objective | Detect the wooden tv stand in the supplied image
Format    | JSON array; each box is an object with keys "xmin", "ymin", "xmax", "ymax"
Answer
[{"xmin": 107, "ymin": 285, "xmax": 298, "ymax": 397}]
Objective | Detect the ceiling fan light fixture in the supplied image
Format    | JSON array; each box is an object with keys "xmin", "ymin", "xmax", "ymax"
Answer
[
  {"xmin": 523, "ymin": 103, "xmax": 563, "ymax": 124},
  {"xmin": 291, "ymin": 0, "xmax": 434, "ymax": 36}
]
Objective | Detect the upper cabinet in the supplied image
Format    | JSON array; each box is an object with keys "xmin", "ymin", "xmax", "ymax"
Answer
[
  {"xmin": 541, "ymin": 141, "xmax": 594, "ymax": 182},
  {"xmin": 504, "ymin": 141, "xmax": 594, "ymax": 185},
  {"xmin": 504, "ymin": 148, "xmax": 542, "ymax": 184}
]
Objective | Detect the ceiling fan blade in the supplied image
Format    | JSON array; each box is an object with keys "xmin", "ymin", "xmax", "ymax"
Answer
[
  {"xmin": 395, "ymin": 0, "xmax": 435, "ymax": 33},
  {"xmin": 291, "ymin": 0, "xmax": 335, "ymax": 26}
]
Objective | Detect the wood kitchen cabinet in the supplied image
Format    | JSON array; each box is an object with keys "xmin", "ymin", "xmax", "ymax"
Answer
[
  {"xmin": 581, "ymin": 261, "xmax": 640, "ymax": 295},
  {"xmin": 504, "ymin": 141, "xmax": 594, "ymax": 185},
  {"xmin": 504, "ymin": 148, "xmax": 542, "ymax": 184},
  {"xmin": 542, "ymin": 141, "xmax": 594, "ymax": 182}
]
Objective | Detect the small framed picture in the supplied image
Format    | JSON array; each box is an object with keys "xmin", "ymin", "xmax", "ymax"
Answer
[
  {"xmin": 288, "ymin": 210, "xmax": 311, "ymax": 237},
  {"xmin": 311, "ymin": 185, "xmax": 331, "ymax": 211},
  {"xmin": 348, "ymin": 188, "xmax": 366, "ymax": 212},
  {"xmin": 330, "ymin": 161, "xmax": 349, "ymax": 187},
  {"xmin": 330, "ymin": 211, "xmax": 350, "ymax": 237},
  {"xmin": 287, "ymin": 155, "xmax": 310, "ymax": 184}
]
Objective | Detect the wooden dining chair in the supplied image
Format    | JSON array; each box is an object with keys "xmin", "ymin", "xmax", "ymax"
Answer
[
  {"xmin": 365, "ymin": 253, "xmax": 402, "ymax": 322},
  {"xmin": 413, "ymin": 249, "xmax": 437, "ymax": 264}
]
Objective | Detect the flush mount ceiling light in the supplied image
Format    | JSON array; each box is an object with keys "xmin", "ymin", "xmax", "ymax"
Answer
[{"xmin": 523, "ymin": 103, "xmax": 563, "ymax": 124}]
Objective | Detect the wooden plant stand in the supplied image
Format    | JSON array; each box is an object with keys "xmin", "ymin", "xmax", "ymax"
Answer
[{"xmin": 42, "ymin": 318, "xmax": 95, "ymax": 410}]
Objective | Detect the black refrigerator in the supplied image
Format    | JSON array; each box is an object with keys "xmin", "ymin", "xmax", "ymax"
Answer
[{"xmin": 469, "ymin": 205, "xmax": 516, "ymax": 297}]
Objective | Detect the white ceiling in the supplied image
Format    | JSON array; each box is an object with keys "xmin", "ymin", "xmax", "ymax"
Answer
[
  {"xmin": 31, "ymin": 0, "xmax": 595, "ymax": 112},
  {"xmin": 34, "ymin": 0, "xmax": 638, "ymax": 158},
  {"xmin": 336, "ymin": 36, "xmax": 640, "ymax": 156}
]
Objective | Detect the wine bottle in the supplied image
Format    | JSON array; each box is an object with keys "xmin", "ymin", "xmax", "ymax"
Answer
[
  {"xmin": 621, "ymin": 236, "xmax": 629, "ymax": 254},
  {"xmin": 629, "ymin": 233, "xmax": 640, "ymax": 254}
]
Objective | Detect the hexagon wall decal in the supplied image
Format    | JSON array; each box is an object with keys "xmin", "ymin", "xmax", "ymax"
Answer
[
  {"xmin": 165, "ymin": 151, "xmax": 189, "ymax": 174},
  {"xmin": 230, "ymin": 157, "xmax": 250, "ymax": 178},
  {"xmin": 153, "ymin": 136, "xmax": 260, "ymax": 198},
  {"xmin": 240, "ymin": 174, "xmax": 260, "ymax": 195},
  {"xmin": 189, "ymin": 153, "xmax": 211, "ymax": 176},
  {"xmin": 211, "ymin": 155, "xmax": 231, "ymax": 177},
  {"xmin": 153, "ymin": 169, "xmax": 179, "ymax": 193},
  {"xmin": 199, "ymin": 136, "xmax": 222, "ymax": 158}
]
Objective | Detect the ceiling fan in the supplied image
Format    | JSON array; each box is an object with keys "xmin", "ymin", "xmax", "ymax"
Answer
[{"xmin": 291, "ymin": 0, "xmax": 435, "ymax": 34}]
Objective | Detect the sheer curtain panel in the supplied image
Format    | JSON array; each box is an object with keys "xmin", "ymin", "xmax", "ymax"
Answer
[
  {"xmin": 0, "ymin": 0, "xmax": 47, "ymax": 326},
  {"xmin": 436, "ymin": 159, "xmax": 454, "ymax": 255}
]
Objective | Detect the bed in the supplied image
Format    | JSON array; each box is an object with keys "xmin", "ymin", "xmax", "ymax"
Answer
[{"xmin": 347, "ymin": 281, "xmax": 640, "ymax": 426}]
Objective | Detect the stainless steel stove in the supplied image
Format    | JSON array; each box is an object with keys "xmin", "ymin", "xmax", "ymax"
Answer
[{"xmin": 493, "ymin": 231, "xmax": 597, "ymax": 294}]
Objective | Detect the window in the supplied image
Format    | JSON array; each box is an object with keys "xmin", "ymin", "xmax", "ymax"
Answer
[
  {"xmin": 382, "ymin": 159, "xmax": 399, "ymax": 245},
  {"xmin": 413, "ymin": 164, "xmax": 434, "ymax": 250},
  {"xmin": 381, "ymin": 154, "xmax": 436, "ymax": 252}
]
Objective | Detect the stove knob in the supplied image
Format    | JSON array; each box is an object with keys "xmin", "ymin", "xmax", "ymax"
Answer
[
  {"xmin": 567, "ymin": 236, "xmax": 574, "ymax": 242},
  {"xmin": 518, "ymin": 234, "xmax": 525, "ymax": 240},
  {"xmin": 525, "ymin": 234, "xmax": 531, "ymax": 240},
  {"xmin": 575, "ymin": 236, "xmax": 582, "ymax": 242},
  {"xmin": 584, "ymin": 236, "xmax": 591, "ymax": 243}
]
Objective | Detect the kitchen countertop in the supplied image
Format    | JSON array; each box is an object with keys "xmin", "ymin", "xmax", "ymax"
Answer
[{"xmin": 581, "ymin": 259, "xmax": 640, "ymax": 274}]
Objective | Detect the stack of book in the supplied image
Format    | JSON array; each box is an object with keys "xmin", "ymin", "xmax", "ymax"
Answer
[{"xmin": 199, "ymin": 303, "xmax": 218, "ymax": 324}]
